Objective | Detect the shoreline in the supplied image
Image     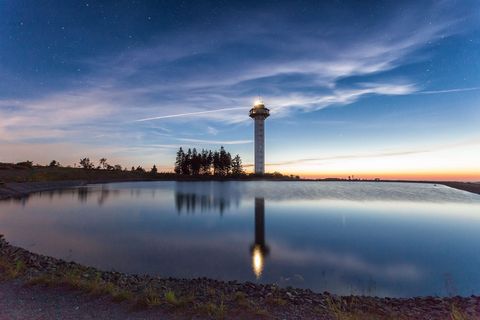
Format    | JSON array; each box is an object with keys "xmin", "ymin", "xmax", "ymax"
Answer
[{"xmin": 1, "ymin": 235, "xmax": 478, "ymax": 319}]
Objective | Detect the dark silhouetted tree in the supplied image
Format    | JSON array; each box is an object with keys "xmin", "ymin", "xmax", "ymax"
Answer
[
  {"xmin": 182, "ymin": 148, "xmax": 192, "ymax": 175},
  {"xmin": 49, "ymin": 160, "xmax": 60, "ymax": 167},
  {"xmin": 79, "ymin": 158, "xmax": 94, "ymax": 169},
  {"xmin": 217, "ymin": 146, "xmax": 231, "ymax": 176},
  {"xmin": 175, "ymin": 147, "xmax": 184, "ymax": 174},
  {"xmin": 150, "ymin": 164, "xmax": 158, "ymax": 174},
  {"xmin": 99, "ymin": 158, "xmax": 108, "ymax": 169},
  {"xmin": 191, "ymin": 148, "xmax": 201, "ymax": 175},
  {"xmin": 174, "ymin": 146, "xmax": 243, "ymax": 177},
  {"xmin": 212, "ymin": 150, "xmax": 220, "ymax": 175},
  {"xmin": 16, "ymin": 161, "xmax": 33, "ymax": 168},
  {"xmin": 231, "ymin": 154, "xmax": 244, "ymax": 175},
  {"xmin": 200, "ymin": 149, "xmax": 211, "ymax": 175}
]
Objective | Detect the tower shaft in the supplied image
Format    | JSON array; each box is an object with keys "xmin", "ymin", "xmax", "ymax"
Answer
[{"xmin": 254, "ymin": 118, "xmax": 266, "ymax": 174}]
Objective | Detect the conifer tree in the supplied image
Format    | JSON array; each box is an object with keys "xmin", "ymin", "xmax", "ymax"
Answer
[
  {"xmin": 150, "ymin": 164, "xmax": 158, "ymax": 174},
  {"xmin": 183, "ymin": 148, "xmax": 192, "ymax": 175},
  {"xmin": 200, "ymin": 149, "xmax": 209, "ymax": 175},
  {"xmin": 212, "ymin": 150, "xmax": 220, "ymax": 175},
  {"xmin": 174, "ymin": 146, "xmax": 244, "ymax": 176},
  {"xmin": 175, "ymin": 147, "xmax": 184, "ymax": 174},
  {"xmin": 231, "ymin": 154, "xmax": 244, "ymax": 175}
]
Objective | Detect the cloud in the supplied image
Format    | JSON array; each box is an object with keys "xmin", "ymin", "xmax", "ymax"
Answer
[
  {"xmin": 0, "ymin": 0, "xmax": 474, "ymax": 166},
  {"xmin": 243, "ymin": 138, "xmax": 480, "ymax": 167},
  {"xmin": 177, "ymin": 138, "xmax": 252, "ymax": 145},
  {"xmin": 0, "ymin": 89, "xmax": 114, "ymax": 142},
  {"xmin": 134, "ymin": 107, "xmax": 245, "ymax": 122},
  {"xmin": 418, "ymin": 87, "xmax": 480, "ymax": 94},
  {"xmin": 83, "ymin": 2, "xmax": 463, "ymax": 126},
  {"xmin": 270, "ymin": 242, "xmax": 421, "ymax": 281},
  {"xmin": 206, "ymin": 126, "xmax": 219, "ymax": 135}
]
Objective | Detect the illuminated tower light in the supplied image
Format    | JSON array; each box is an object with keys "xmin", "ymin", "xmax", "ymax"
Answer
[{"xmin": 249, "ymin": 99, "xmax": 270, "ymax": 175}]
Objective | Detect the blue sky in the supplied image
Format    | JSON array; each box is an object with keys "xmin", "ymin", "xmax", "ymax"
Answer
[{"xmin": 0, "ymin": 0, "xmax": 479, "ymax": 179}]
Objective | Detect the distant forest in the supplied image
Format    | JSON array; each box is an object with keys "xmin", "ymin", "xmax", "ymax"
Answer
[{"xmin": 174, "ymin": 146, "xmax": 244, "ymax": 176}]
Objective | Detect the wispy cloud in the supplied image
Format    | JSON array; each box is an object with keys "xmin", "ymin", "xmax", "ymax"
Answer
[
  {"xmin": 206, "ymin": 126, "xmax": 219, "ymax": 135},
  {"xmin": 244, "ymin": 138, "xmax": 480, "ymax": 167},
  {"xmin": 271, "ymin": 242, "xmax": 421, "ymax": 280},
  {"xmin": 418, "ymin": 87, "xmax": 480, "ymax": 94},
  {"xmin": 134, "ymin": 107, "xmax": 245, "ymax": 122},
  {"xmin": 177, "ymin": 138, "xmax": 252, "ymax": 145}
]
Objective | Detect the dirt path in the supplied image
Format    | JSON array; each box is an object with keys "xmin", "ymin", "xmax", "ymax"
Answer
[{"xmin": 0, "ymin": 279, "xmax": 182, "ymax": 320}]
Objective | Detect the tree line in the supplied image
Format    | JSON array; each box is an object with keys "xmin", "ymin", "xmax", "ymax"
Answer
[
  {"xmin": 6, "ymin": 154, "xmax": 302, "ymax": 180},
  {"xmin": 174, "ymin": 146, "xmax": 244, "ymax": 176},
  {"xmin": 77, "ymin": 158, "xmax": 158, "ymax": 173}
]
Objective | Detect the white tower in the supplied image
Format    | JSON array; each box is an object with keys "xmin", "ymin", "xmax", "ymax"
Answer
[{"xmin": 249, "ymin": 99, "xmax": 270, "ymax": 175}]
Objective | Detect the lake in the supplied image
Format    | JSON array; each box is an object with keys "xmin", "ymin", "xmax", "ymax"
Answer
[{"xmin": 1, "ymin": 181, "xmax": 479, "ymax": 297}]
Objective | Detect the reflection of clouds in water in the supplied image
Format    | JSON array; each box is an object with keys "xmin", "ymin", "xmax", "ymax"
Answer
[
  {"xmin": 269, "ymin": 241, "xmax": 421, "ymax": 281},
  {"xmin": 151, "ymin": 181, "xmax": 478, "ymax": 204},
  {"xmin": 239, "ymin": 181, "xmax": 480, "ymax": 203}
]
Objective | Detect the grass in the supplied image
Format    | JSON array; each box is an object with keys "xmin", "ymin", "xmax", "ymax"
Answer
[
  {"xmin": 164, "ymin": 290, "xmax": 179, "ymax": 306},
  {"xmin": 197, "ymin": 300, "xmax": 228, "ymax": 319},
  {"xmin": 265, "ymin": 295, "xmax": 287, "ymax": 306},
  {"xmin": 25, "ymin": 269, "xmax": 134, "ymax": 305},
  {"xmin": 137, "ymin": 287, "xmax": 162, "ymax": 307},
  {"xmin": 324, "ymin": 296, "xmax": 404, "ymax": 320},
  {"xmin": 450, "ymin": 303, "xmax": 477, "ymax": 320},
  {"xmin": 234, "ymin": 291, "xmax": 250, "ymax": 308},
  {"xmin": 0, "ymin": 257, "xmax": 26, "ymax": 280}
]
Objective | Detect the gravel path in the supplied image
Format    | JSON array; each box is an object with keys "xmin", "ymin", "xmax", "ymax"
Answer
[{"xmin": 0, "ymin": 279, "xmax": 182, "ymax": 320}]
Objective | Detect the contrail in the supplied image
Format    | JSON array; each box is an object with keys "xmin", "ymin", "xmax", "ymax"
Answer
[
  {"xmin": 418, "ymin": 87, "xmax": 480, "ymax": 94},
  {"xmin": 178, "ymin": 138, "xmax": 252, "ymax": 145},
  {"xmin": 134, "ymin": 107, "xmax": 245, "ymax": 122}
]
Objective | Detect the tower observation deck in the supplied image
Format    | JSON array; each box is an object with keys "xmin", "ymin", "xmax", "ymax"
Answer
[{"xmin": 249, "ymin": 100, "xmax": 270, "ymax": 175}]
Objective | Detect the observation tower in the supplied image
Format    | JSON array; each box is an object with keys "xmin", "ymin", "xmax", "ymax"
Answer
[{"xmin": 249, "ymin": 99, "xmax": 270, "ymax": 175}]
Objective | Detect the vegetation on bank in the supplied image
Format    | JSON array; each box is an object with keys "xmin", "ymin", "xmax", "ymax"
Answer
[{"xmin": 0, "ymin": 161, "xmax": 160, "ymax": 184}]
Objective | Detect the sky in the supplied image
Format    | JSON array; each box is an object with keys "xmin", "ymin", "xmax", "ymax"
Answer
[{"xmin": 0, "ymin": 0, "xmax": 479, "ymax": 180}]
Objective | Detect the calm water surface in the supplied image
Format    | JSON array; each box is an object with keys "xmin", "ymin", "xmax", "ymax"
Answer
[{"xmin": 1, "ymin": 181, "xmax": 479, "ymax": 297}]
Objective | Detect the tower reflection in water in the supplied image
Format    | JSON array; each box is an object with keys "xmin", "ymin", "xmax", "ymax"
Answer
[
  {"xmin": 174, "ymin": 190, "xmax": 269, "ymax": 279},
  {"xmin": 250, "ymin": 198, "xmax": 269, "ymax": 278}
]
